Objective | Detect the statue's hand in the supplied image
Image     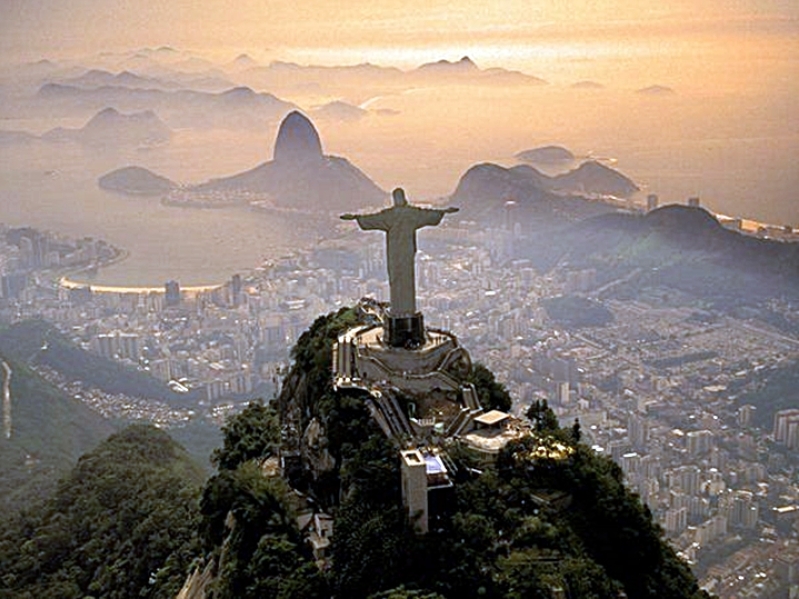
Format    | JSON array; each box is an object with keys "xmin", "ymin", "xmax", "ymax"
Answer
[
  {"xmin": 444, "ymin": 207, "xmax": 460, "ymax": 213},
  {"xmin": 340, "ymin": 213, "xmax": 357, "ymax": 220}
]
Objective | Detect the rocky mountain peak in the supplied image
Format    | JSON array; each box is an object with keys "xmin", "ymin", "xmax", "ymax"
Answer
[{"xmin": 273, "ymin": 111, "xmax": 323, "ymax": 163}]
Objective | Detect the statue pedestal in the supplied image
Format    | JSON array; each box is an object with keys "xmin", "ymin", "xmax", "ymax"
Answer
[{"xmin": 387, "ymin": 312, "xmax": 424, "ymax": 348}]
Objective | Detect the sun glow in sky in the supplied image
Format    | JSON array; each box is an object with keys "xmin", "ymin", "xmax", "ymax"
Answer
[
  {"xmin": 0, "ymin": 0, "xmax": 797, "ymax": 227},
  {"xmin": 2, "ymin": 0, "xmax": 797, "ymax": 65}
]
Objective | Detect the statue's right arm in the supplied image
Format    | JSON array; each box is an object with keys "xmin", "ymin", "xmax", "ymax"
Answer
[
  {"xmin": 340, "ymin": 214, "xmax": 357, "ymax": 220},
  {"xmin": 353, "ymin": 211, "xmax": 388, "ymax": 230}
]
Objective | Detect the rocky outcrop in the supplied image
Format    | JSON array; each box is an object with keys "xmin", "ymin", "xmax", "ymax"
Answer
[
  {"xmin": 300, "ymin": 417, "xmax": 336, "ymax": 480},
  {"xmin": 273, "ymin": 110, "xmax": 324, "ymax": 163},
  {"xmin": 175, "ymin": 561, "xmax": 215, "ymax": 599},
  {"xmin": 196, "ymin": 111, "xmax": 386, "ymax": 212}
]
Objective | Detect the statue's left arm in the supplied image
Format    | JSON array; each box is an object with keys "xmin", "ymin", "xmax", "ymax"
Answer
[{"xmin": 415, "ymin": 206, "xmax": 459, "ymax": 228}]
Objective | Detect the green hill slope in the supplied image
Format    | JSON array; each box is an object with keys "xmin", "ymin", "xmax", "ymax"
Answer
[
  {"xmin": 0, "ymin": 355, "xmax": 114, "ymax": 511},
  {"xmin": 0, "ymin": 319, "xmax": 179, "ymax": 402},
  {"xmin": 0, "ymin": 425, "xmax": 204, "ymax": 599}
]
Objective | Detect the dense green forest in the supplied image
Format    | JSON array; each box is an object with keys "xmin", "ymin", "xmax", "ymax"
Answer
[{"xmin": 0, "ymin": 425, "xmax": 204, "ymax": 599}]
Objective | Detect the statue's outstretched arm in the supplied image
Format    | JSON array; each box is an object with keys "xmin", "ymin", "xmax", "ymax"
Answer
[{"xmin": 349, "ymin": 211, "xmax": 389, "ymax": 231}]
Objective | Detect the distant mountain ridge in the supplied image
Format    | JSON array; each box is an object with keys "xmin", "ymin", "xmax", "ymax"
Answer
[
  {"xmin": 57, "ymin": 68, "xmax": 181, "ymax": 90},
  {"xmin": 42, "ymin": 106, "xmax": 171, "ymax": 145},
  {"xmin": 450, "ymin": 160, "xmax": 799, "ymax": 307},
  {"xmin": 516, "ymin": 145, "xmax": 576, "ymax": 163},
  {"xmin": 238, "ymin": 55, "xmax": 547, "ymax": 94},
  {"xmin": 311, "ymin": 100, "xmax": 368, "ymax": 122},
  {"xmin": 451, "ymin": 160, "xmax": 639, "ymax": 221},
  {"xmin": 416, "ymin": 55, "xmax": 479, "ymax": 73},
  {"xmin": 513, "ymin": 204, "xmax": 799, "ymax": 307},
  {"xmin": 637, "ymin": 84, "xmax": 676, "ymax": 96},
  {"xmin": 413, "ymin": 55, "xmax": 547, "ymax": 85},
  {"xmin": 552, "ymin": 160, "xmax": 639, "ymax": 197},
  {"xmin": 37, "ymin": 83, "xmax": 297, "ymax": 129}
]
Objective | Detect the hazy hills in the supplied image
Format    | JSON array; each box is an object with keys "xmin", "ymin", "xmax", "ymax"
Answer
[
  {"xmin": 195, "ymin": 111, "xmax": 386, "ymax": 212},
  {"xmin": 637, "ymin": 84, "xmax": 676, "ymax": 96},
  {"xmin": 415, "ymin": 55, "xmax": 548, "ymax": 86},
  {"xmin": 553, "ymin": 160, "xmax": 639, "ymax": 197},
  {"xmin": 450, "ymin": 158, "xmax": 798, "ymax": 311},
  {"xmin": 36, "ymin": 82, "xmax": 297, "ymax": 129},
  {"xmin": 513, "ymin": 204, "xmax": 799, "ymax": 306},
  {"xmin": 0, "ymin": 129, "xmax": 39, "ymax": 145},
  {"xmin": 310, "ymin": 100, "xmax": 368, "ymax": 122},
  {"xmin": 451, "ymin": 160, "xmax": 637, "ymax": 223},
  {"xmin": 236, "ymin": 55, "xmax": 547, "ymax": 98},
  {"xmin": 516, "ymin": 145, "xmax": 576, "ymax": 164},
  {"xmin": 96, "ymin": 111, "xmax": 386, "ymax": 211},
  {"xmin": 57, "ymin": 68, "xmax": 183, "ymax": 90},
  {"xmin": 42, "ymin": 106, "xmax": 171, "ymax": 146}
]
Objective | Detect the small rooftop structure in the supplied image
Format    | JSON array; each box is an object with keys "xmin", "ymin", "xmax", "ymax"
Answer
[
  {"xmin": 424, "ymin": 452, "xmax": 453, "ymax": 489},
  {"xmin": 473, "ymin": 410, "xmax": 510, "ymax": 429},
  {"xmin": 462, "ymin": 426, "xmax": 526, "ymax": 456},
  {"xmin": 308, "ymin": 512, "xmax": 334, "ymax": 561},
  {"xmin": 298, "ymin": 511, "xmax": 334, "ymax": 565}
]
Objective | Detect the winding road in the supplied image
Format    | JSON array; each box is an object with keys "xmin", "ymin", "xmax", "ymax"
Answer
[{"xmin": 2, "ymin": 359, "xmax": 11, "ymax": 439}]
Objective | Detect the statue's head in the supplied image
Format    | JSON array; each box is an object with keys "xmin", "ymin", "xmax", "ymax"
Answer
[{"xmin": 392, "ymin": 188, "xmax": 408, "ymax": 207}]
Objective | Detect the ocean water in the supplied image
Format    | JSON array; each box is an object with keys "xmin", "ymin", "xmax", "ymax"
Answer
[{"xmin": 0, "ymin": 131, "xmax": 318, "ymax": 286}]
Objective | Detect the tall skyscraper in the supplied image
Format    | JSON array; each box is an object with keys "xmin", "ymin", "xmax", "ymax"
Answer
[{"xmin": 164, "ymin": 280, "xmax": 181, "ymax": 307}]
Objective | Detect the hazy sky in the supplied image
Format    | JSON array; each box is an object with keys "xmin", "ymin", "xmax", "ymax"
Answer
[{"xmin": 2, "ymin": 0, "xmax": 797, "ymax": 63}]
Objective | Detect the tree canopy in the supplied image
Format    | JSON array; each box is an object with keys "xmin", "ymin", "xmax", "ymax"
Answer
[{"xmin": 0, "ymin": 425, "xmax": 205, "ymax": 599}]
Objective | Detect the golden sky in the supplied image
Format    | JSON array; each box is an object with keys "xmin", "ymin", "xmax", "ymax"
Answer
[{"xmin": 1, "ymin": 0, "xmax": 797, "ymax": 63}]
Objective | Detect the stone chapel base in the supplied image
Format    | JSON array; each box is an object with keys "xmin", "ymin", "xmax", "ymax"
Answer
[{"xmin": 387, "ymin": 312, "xmax": 425, "ymax": 348}]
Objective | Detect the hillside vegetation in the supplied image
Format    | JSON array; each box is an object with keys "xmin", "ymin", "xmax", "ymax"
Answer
[
  {"xmin": 0, "ymin": 319, "xmax": 178, "ymax": 402},
  {"xmin": 194, "ymin": 309, "xmax": 711, "ymax": 599},
  {"xmin": 0, "ymin": 425, "xmax": 204, "ymax": 599},
  {"xmin": 0, "ymin": 354, "xmax": 114, "ymax": 511}
]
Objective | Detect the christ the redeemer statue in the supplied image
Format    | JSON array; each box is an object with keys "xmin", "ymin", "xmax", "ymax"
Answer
[{"xmin": 342, "ymin": 188, "xmax": 458, "ymax": 347}]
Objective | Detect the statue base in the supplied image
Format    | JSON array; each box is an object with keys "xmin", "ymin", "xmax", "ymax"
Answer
[{"xmin": 387, "ymin": 312, "xmax": 424, "ymax": 348}]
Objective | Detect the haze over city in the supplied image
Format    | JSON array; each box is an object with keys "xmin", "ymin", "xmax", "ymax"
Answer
[{"xmin": 1, "ymin": 1, "xmax": 797, "ymax": 285}]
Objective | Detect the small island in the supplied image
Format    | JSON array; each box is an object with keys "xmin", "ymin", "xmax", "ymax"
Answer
[
  {"xmin": 636, "ymin": 84, "xmax": 676, "ymax": 96},
  {"xmin": 516, "ymin": 145, "xmax": 575, "ymax": 164},
  {"xmin": 98, "ymin": 166, "xmax": 176, "ymax": 196}
]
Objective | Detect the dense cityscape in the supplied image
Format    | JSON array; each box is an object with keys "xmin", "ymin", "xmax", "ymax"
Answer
[{"xmin": 0, "ymin": 213, "xmax": 797, "ymax": 598}]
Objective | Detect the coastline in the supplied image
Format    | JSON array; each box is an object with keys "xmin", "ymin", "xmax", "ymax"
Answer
[
  {"xmin": 59, "ymin": 276, "xmax": 223, "ymax": 295},
  {"xmin": 59, "ymin": 245, "xmax": 225, "ymax": 295},
  {"xmin": 56, "ymin": 191, "xmax": 796, "ymax": 296}
]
